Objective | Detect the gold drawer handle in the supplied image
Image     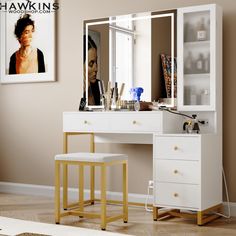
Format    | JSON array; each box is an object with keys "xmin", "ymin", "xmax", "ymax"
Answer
[
  {"xmin": 84, "ymin": 120, "xmax": 88, "ymax": 124},
  {"xmin": 174, "ymin": 169, "xmax": 178, "ymax": 174},
  {"xmin": 174, "ymin": 146, "xmax": 178, "ymax": 151},
  {"xmin": 173, "ymin": 193, "xmax": 179, "ymax": 197},
  {"xmin": 133, "ymin": 120, "xmax": 137, "ymax": 124}
]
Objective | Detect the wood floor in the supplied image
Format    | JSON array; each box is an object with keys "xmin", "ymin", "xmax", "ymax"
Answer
[{"xmin": 0, "ymin": 193, "xmax": 235, "ymax": 236}]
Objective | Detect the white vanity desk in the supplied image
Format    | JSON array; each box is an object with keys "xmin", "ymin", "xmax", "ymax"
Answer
[
  {"xmin": 72, "ymin": 2, "xmax": 223, "ymax": 226},
  {"xmin": 63, "ymin": 111, "xmax": 181, "ymax": 143},
  {"xmin": 63, "ymin": 111, "xmax": 222, "ymax": 225}
]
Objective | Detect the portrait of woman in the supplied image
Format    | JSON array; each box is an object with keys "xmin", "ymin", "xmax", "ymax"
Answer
[
  {"xmin": 83, "ymin": 34, "xmax": 101, "ymax": 105},
  {"xmin": 9, "ymin": 14, "xmax": 45, "ymax": 74}
]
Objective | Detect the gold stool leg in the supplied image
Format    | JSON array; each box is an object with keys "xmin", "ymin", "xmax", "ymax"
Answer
[
  {"xmin": 123, "ymin": 161, "xmax": 128, "ymax": 223},
  {"xmin": 101, "ymin": 164, "xmax": 107, "ymax": 230},
  {"xmin": 90, "ymin": 133, "xmax": 95, "ymax": 205},
  {"xmin": 55, "ymin": 161, "xmax": 61, "ymax": 224},
  {"xmin": 90, "ymin": 166, "xmax": 95, "ymax": 205},
  {"xmin": 63, "ymin": 164, "xmax": 68, "ymax": 210},
  {"xmin": 79, "ymin": 164, "xmax": 84, "ymax": 216},
  {"xmin": 63, "ymin": 133, "xmax": 68, "ymax": 210}
]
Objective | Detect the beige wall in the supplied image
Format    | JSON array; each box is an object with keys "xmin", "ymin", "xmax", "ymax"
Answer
[{"xmin": 0, "ymin": 0, "xmax": 235, "ymax": 200}]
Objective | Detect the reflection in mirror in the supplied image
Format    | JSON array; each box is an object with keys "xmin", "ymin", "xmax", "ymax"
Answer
[
  {"xmin": 83, "ymin": 10, "xmax": 176, "ymax": 108},
  {"xmin": 83, "ymin": 33, "xmax": 101, "ymax": 105}
]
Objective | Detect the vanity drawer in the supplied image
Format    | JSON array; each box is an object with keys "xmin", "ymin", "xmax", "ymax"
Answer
[
  {"xmin": 110, "ymin": 113, "xmax": 162, "ymax": 132},
  {"xmin": 63, "ymin": 113, "xmax": 111, "ymax": 132},
  {"xmin": 154, "ymin": 182, "xmax": 199, "ymax": 209},
  {"xmin": 154, "ymin": 136, "xmax": 201, "ymax": 160},
  {"xmin": 153, "ymin": 159, "xmax": 200, "ymax": 184}
]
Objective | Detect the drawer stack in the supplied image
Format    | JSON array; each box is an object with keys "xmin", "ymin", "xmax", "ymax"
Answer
[{"xmin": 153, "ymin": 135, "xmax": 201, "ymax": 210}]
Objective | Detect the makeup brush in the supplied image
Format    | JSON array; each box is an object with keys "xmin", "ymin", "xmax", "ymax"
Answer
[{"xmin": 119, "ymin": 83, "xmax": 125, "ymax": 98}]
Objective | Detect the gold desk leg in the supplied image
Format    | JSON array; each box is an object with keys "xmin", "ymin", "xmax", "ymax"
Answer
[
  {"xmin": 123, "ymin": 161, "xmax": 128, "ymax": 223},
  {"xmin": 79, "ymin": 164, "xmax": 84, "ymax": 215},
  {"xmin": 152, "ymin": 204, "xmax": 222, "ymax": 225},
  {"xmin": 55, "ymin": 161, "xmax": 60, "ymax": 224},
  {"xmin": 153, "ymin": 207, "xmax": 174, "ymax": 221},
  {"xmin": 90, "ymin": 133, "xmax": 95, "ymax": 205},
  {"xmin": 197, "ymin": 211, "xmax": 203, "ymax": 225},
  {"xmin": 197, "ymin": 204, "xmax": 222, "ymax": 226},
  {"xmin": 101, "ymin": 164, "xmax": 107, "ymax": 230},
  {"xmin": 63, "ymin": 133, "xmax": 68, "ymax": 210},
  {"xmin": 153, "ymin": 206, "xmax": 158, "ymax": 221}
]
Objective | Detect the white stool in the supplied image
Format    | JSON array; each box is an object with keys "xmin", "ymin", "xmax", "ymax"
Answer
[{"xmin": 54, "ymin": 152, "xmax": 128, "ymax": 230}]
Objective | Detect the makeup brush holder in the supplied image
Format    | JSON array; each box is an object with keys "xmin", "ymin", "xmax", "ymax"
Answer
[{"xmin": 104, "ymin": 96, "xmax": 111, "ymax": 111}]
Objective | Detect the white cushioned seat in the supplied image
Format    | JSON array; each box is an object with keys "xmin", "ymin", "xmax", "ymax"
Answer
[{"xmin": 55, "ymin": 152, "xmax": 128, "ymax": 163}]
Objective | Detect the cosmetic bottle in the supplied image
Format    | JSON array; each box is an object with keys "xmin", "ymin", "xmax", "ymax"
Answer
[
  {"xmin": 200, "ymin": 89, "xmax": 210, "ymax": 105},
  {"xmin": 197, "ymin": 18, "xmax": 207, "ymax": 41},
  {"xmin": 196, "ymin": 53, "xmax": 204, "ymax": 73},
  {"xmin": 185, "ymin": 51, "xmax": 193, "ymax": 74}
]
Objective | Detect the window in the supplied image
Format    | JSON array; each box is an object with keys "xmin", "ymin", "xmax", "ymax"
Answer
[{"xmin": 109, "ymin": 15, "xmax": 135, "ymax": 99}]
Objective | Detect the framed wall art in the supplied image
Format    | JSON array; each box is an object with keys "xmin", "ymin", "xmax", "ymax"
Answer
[{"xmin": 0, "ymin": 0, "xmax": 57, "ymax": 83}]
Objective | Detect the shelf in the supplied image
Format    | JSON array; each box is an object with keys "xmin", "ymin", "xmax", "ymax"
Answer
[
  {"xmin": 184, "ymin": 73, "xmax": 210, "ymax": 78},
  {"xmin": 178, "ymin": 4, "xmax": 221, "ymax": 112},
  {"xmin": 184, "ymin": 40, "xmax": 210, "ymax": 46}
]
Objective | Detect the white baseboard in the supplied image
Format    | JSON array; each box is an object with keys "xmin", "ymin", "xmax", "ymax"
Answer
[
  {"xmin": 0, "ymin": 181, "xmax": 151, "ymax": 205},
  {"xmin": 0, "ymin": 181, "xmax": 235, "ymax": 217}
]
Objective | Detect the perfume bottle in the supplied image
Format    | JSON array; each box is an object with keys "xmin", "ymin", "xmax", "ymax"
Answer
[
  {"xmin": 206, "ymin": 18, "xmax": 210, "ymax": 40},
  {"xmin": 204, "ymin": 53, "xmax": 210, "ymax": 73},
  {"xmin": 185, "ymin": 51, "xmax": 193, "ymax": 74},
  {"xmin": 196, "ymin": 18, "xmax": 207, "ymax": 41},
  {"xmin": 189, "ymin": 86, "xmax": 197, "ymax": 105},
  {"xmin": 196, "ymin": 53, "xmax": 204, "ymax": 73},
  {"xmin": 184, "ymin": 22, "xmax": 189, "ymax": 42},
  {"xmin": 200, "ymin": 89, "xmax": 210, "ymax": 105},
  {"xmin": 188, "ymin": 23, "xmax": 195, "ymax": 42},
  {"xmin": 184, "ymin": 22, "xmax": 195, "ymax": 42}
]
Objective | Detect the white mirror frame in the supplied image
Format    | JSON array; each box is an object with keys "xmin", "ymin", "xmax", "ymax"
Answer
[{"xmin": 84, "ymin": 12, "xmax": 175, "ymax": 109}]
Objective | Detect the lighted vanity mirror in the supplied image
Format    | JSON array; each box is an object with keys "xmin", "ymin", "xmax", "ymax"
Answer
[{"xmin": 83, "ymin": 10, "xmax": 177, "ymax": 109}]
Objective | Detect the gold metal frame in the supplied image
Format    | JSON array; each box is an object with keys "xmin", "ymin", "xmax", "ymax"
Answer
[
  {"xmin": 61, "ymin": 132, "xmax": 146, "ymax": 208},
  {"xmin": 55, "ymin": 132, "xmax": 128, "ymax": 230},
  {"xmin": 153, "ymin": 204, "xmax": 222, "ymax": 225},
  {"xmin": 55, "ymin": 159, "xmax": 128, "ymax": 230},
  {"xmin": 62, "ymin": 132, "xmax": 95, "ymax": 209}
]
